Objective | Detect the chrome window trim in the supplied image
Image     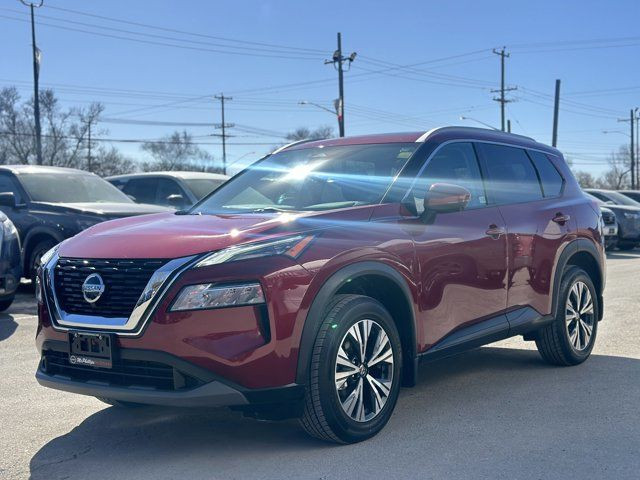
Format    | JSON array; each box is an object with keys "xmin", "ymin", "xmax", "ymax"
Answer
[
  {"xmin": 400, "ymin": 138, "xmax": 562, "ymax": 205},
  {"xmin": 43, "ymin": 253, "xmax": 199, "ymax": 337}
]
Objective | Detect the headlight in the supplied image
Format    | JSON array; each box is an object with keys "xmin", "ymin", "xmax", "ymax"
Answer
[
  {"xmin": 196, "ymin": 234, "xmax": 314, "ymax": 268},
  {"xmin": 622, "ymin": 212, "xmax": 640, "ymax": 219},
  {"xmin": 170, "ymin": 282, "xmax": 265, "ymax": 312}
]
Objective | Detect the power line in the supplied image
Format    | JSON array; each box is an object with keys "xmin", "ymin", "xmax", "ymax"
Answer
[
  {"xmin": 0, "ymin": 131, "xmax": 278, "ymax": 146},
  {"xmin": 44, "ymin": 4, "xmax": 326, "ymax": 54},
  {"xmin": 0, "ymin": 13, "xmax": 323, "ymax": 61}
]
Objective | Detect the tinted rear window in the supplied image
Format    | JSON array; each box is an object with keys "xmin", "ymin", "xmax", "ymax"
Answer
[
  {"xmin": 528, "ymin": 150, "xmax": 564, "ymax": 197},
  {"xmin": 476, "ymin": 143, "xmax": 543, "ymax": 205}
]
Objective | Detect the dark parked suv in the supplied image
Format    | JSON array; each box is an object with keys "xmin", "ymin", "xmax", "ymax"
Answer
[
  {"xmin": 35, "ymin": 127, "xmax": 605, "ymax": 443},
  {"xmin": 0, "ymin": 165, "xmax": 169, "ymax": 280}
]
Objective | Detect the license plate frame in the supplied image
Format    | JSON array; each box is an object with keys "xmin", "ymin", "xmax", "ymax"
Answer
[{"xmin": 68, "ymin": 331, "xmax": 114, "ymax": 369}]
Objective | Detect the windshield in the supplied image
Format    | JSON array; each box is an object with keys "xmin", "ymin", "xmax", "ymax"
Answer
[
  {"xmin": 193, "ymin": 143, "xmax": 418, "ymax": 214},
  {"xmin": 184, "ymin": 178, "xmax": 226, "ymax": 200},
  {"xmin": 20, "ymin": 172, "xmax": 133, "ymax": 204},
  {"xmin": 601, "ymin": 190, "xmax": 640, "ymax": 207}
]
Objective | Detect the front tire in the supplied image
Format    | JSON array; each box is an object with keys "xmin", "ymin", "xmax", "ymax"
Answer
[
  {"xmin": 28, "ymin": 238, "xmax": 57, "ymax": 283},
  {"xmin": 300, "ymin": 294, "xmax": 402, "ymax": 444},
  {"xmin": 535, "ymin": 266, "xmax": 598, "ymax": 366}
]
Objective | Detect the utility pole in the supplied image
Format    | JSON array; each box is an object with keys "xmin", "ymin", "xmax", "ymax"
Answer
[
  {"xmin": 507, "ymin": 120, "xmax": 511, "ymax": 133},
  {"xmin": 491, "ymin": 47, "xmax": 516, "ymax": 132},
  {"xmin": 214, "ymin": 94, "xmax": 234, "ymax": 175},
  {"xmin": 631, "ymin": 107, "xmax": 640, "ymax": 187},
  {"xmin": 632, "ymin": 109, "xmax": 636, "ymax": 190},
  {"xmin": 552, "ymin": 79, "xmax": 561, "ymax": 147},
  {"xmin": 21, "ymin": 1, "xmax": 44, "ymax": 165},
  {"xmin": 620, "ymin": 110, "xmax": 636, "ymax": 189},
  {"xmin": 325, "ymin": 33, "xmax": 356, "ymax": 137},
  {"xmin": 87, "ymin": 120, "xmax": 92, "ymax": 172}
]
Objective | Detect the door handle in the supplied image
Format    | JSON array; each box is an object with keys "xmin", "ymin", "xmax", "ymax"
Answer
[
  {"xmin": 552, "ymin": 213, "xmax": 571, "ymax": 225},
  {"xmin": 485, "ymin": 224, "xmax": 505, "ymax": 239}
]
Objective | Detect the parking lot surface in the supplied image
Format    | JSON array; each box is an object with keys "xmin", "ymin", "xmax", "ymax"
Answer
[{"xmin": 1, "ymin": 251, "xmax": 639, "ymax": 480}]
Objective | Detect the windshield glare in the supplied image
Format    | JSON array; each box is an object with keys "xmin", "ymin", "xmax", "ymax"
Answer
[
  {"xmin": 193, "ymin": 143, "xmax": 418, "ymax": 214},
  {"xmin": 184, "ymin": 178, "xmax": 226, "ymax": 200},
  {"xmin": 20, "ymin": 173, "xmax": 132, "ymax": 204}
]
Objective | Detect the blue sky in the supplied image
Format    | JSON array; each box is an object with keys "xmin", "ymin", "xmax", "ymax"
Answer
[{"xmin": 2, "ymin": 0, "xmax": 639, "ymax": 175}]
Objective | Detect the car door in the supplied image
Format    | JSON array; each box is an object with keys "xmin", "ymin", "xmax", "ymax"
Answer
[
  {"xmin": 401, "ymin": 142, "xmax": 508, "ymax": 349},
  {"xmin": 475, "ymin": 143, "xmax": 575, "ymax": 318}
]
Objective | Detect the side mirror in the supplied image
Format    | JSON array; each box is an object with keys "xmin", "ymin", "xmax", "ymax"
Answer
[
  {"xmin": 166, "ymin": 193, "xmax": 185, "ymax": 208},
  {"xmin": 424, "ymin": 183, "xmax": 471, "ymax": 214},
  {"xmin": 0, "ymin": 192, "xmax": 17, "ymax": 208}
]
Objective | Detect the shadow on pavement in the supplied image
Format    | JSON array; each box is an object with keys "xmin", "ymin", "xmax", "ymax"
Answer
[
  {"xmin": 606, "ymin": 249, "xmax": 640, "ymax": 260},
  {"xmin": 0, "ymin": 314, "xmax": 18, "ymax": 341},
  {"xmin": 29, "ymin": 347, "xmax": 640, "ymax": 480}
]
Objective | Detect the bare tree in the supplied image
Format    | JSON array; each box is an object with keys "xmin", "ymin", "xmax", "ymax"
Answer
[
  {"xmin": 0, "ymin": 87, "xmax": 134, "ymax": 175},
  {"xmin": 285, "ymin": 125, "xmax": 334, "ymax": 142},
  {"xmin": 597, "ymin": 146, "xmax": 631, "ymax": 189},
  {"xmin": 572, "ymin": 170, "xmax": 597, "ymax": 189},
  {"xmin": 141, "ymin": 130, "xmax": 222, "ymax": 172}
]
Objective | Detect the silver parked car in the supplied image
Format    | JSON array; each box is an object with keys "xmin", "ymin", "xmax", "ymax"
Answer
[{"xmin": 107, "ymin": 171, "xmax": 229, "ymax": 209}]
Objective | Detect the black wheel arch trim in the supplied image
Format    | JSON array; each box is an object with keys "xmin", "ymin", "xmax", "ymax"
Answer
[
  {"xmin": 551, "ymin": 238, "xmax": 604, "ymax": 322},
  {"xmin": 295, "ymin": 261, "xmax": 417, "ymax": 386}
]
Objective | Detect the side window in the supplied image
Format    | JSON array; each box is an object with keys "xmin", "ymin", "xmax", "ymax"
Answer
[
  {"xmin": 409, "ymin": 142, "xmax": 486, "ymax": 214},
  {"xmin": 0, "ymin": 174, "xmax": 23, "ymax": 203},
  {"xmin": 528, "ymin": 151, "xmax": 564, "ymax": 197},
  {"xmin": 476, "ymin": 143, "xmax": 543, "ymax": 205},
  {"xmin": 109, "ymin": 179, "xmax": 126, "ymax": 191},
  {"xmin": 156, "ymin": 179, "xmax": 187, "ymax": 206},
  {"xmin": 588, "ymin": 191, "xmax": 609, "ymax": 203},
  {"xmin": 122, "ymin": 178, "xmax": 158, "ymax": 204}
]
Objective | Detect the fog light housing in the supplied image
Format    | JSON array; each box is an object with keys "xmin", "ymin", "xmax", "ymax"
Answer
[{"xmin": 170, "ymin": 282, "xmax": 265, "ymax": 312}]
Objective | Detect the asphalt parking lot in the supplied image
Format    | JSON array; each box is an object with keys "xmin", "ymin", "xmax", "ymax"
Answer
[{"xmin": 1, "ymin": 251, "xmax": 639, "ymax": 480}]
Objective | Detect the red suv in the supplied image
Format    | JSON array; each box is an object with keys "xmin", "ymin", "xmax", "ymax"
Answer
[{"xmin": 36, "ymin": 127, "xmax": 605, "ymax": 444}]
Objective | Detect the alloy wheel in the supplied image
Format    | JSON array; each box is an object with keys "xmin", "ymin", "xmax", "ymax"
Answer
[
  {"xmin": 334, "ymin": 319, "xmax": 394, "ymax": 422},
  {"xmin": 565, "ymin": 281, "xmax": 595, "ymax": 351}
]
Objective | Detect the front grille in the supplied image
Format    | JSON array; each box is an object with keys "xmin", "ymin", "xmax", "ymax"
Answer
[
  {"xmin": 54, "ymin": 257, "xmax": 167, "ymax": 318},
  {"xmin": 41, "ymin": 351, "xmax": 203, "ymax": 391},
  {"xmin": 601, "ymin": 211, "xmax": 616, "ymax": 225}
]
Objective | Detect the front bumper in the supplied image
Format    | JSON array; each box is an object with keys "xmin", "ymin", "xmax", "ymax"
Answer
[{"xmin": 36, "ymin": 340, "xmax": 304, "ymax": 408}]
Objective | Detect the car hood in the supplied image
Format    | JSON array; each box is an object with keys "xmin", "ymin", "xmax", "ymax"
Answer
[
  {"xmin": 58, "ymin": 206, "xmax": 373, "ymax": 259},
  {"xmin": 33, "ymin": 201, "xmax": 171, "ymax": 217}
]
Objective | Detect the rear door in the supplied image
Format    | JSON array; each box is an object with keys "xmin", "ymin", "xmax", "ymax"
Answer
[
  {"xmin": 475, "ymin": 143, "xmax": 575, "ymax": 317},
  {"xmin": 401, "ymin": 142, "xmax": 508, "ymax": 348}
]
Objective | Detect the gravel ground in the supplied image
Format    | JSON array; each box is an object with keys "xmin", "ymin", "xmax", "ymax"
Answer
[{"xmin": 1, "ymin": 251, "xmax": 639, "ymax": 480}]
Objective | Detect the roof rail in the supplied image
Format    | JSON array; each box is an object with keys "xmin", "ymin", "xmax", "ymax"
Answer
[
  {"xmin": 270, "ymin": 138, "xmax": 318, "ymax": 154},
  {"xmin": 415, "ymin": 126, "xmax": 536, "ymax": 143}
]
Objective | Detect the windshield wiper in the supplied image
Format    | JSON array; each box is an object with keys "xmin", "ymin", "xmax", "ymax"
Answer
[{"xmin": 250, "ymin": 207, "xmax": 292, "ymax": 213}]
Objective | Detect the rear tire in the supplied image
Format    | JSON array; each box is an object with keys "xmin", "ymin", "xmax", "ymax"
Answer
[
  {"xmin": 96, "ymin": 397, "xmax": 146, "ymax": 408},
  {"xmin": 535, "ymin": 266, "xmax": 598, "ymax": 366},
  {"xmin": 300, "ymin": 294, "xmax": 402, "ymax": 444},
  {"xmin": 617, "ymin": 242, "xmax": 636, "ymax": 251}
]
